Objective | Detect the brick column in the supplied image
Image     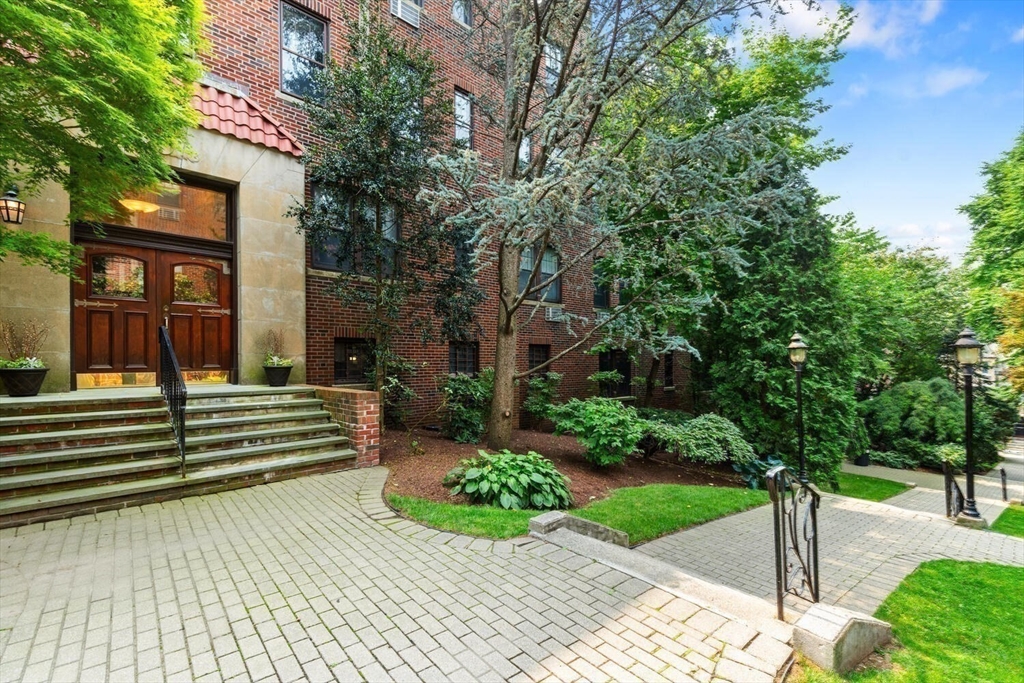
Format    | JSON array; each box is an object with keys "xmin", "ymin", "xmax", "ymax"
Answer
[{"xmin": 314, "ymin": 387, "xmax": 380, "ymax": 467}]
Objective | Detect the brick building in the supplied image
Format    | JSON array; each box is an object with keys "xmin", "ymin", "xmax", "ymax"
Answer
[{"xmin": 1, "ymin": 0, "xmax": 690, "ymax": 422}]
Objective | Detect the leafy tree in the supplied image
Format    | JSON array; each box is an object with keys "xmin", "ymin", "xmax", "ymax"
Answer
[
  {"xmin": 836, "ymin": 227, "xmax": 967, "ymax": 394},
  {"xmin": 290, "ymin": 10, "xmax": 481, "ymax": 420},
  {"xmin": 424, "ymin": 0, "xmax": 808, "ymax": 449},
  {"xmin": 961, "ymin": 131, "xmax": 1024, "ymax": 396},
  {"xmin": 0, "ymin": 0, "xmax": 205, "ymax": 276}
]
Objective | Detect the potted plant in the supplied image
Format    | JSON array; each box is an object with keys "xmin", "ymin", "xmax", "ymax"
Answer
[
  {"xmin": 260, "ymin": 329, "xmax": 293, "ymax": 387},
  {"xmin": 0, "ymin": 318, "xmax": 52, "ymax": 397}
]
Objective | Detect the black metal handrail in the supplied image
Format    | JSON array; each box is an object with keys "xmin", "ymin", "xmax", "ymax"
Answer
[
  {"xmin": 943, "ymin": 461, "xmax": 965, "ymax": 518},
  {"xmin": 158, "ymin": 326, "xmax": 187, "ymax": 478},
  {"xmin": 766, "ymin": 464, "xmax": 820, "ymax": 620},
  {"xmin": 1000, "ymin": 467, "xmax": 1007, "ymax": 502}
]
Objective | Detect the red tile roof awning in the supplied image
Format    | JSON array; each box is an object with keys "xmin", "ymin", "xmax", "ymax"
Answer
[{"xmin": 192, "ymin": 84, "xmax": 303, "ymax": 158}]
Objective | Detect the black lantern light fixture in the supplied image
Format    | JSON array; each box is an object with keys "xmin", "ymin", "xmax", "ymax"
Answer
[
  {"xmin": 788, "ymin": 333, "xmax": 810, "ymax": 483},
  {"xmin": 953, "ymin": 327, "xmax": 984, "ymax": 522},
  {"xmin": 0, "ymin": 186, "xmax": 26, "ymax": 225}
]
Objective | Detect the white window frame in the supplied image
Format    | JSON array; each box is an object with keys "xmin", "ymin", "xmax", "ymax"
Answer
[
  {"xmin": 454, "ymin": 89, "xmax": 473, "ymax": 146},
  {"xmin": 390, "ymin": 0, "xmax": 423, "ymax": 28},
  {"xmin": 451, "ymin": 0, "xmax": 471, "ymax": 26}
]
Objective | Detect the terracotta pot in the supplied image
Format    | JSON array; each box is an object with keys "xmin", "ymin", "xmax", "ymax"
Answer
[
  {"xmin": 263, "ymin": 365, "xmax": 292, "ymax": 387},
  {"xmin": 0, "ymin": 367, "xmax": 48, "ymax": 397}
]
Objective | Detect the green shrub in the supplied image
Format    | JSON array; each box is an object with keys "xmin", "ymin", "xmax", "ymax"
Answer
[
  {"xmin": 523, "ymin": 372, "xmax": 562, "ymax": 420},
  {"xmin": 931, "ymin": 443, "xmax": 966, "ymax": 471},
  {"xmin": 550, "ymin": 397, "xmax": 644, "ymax": 467},
  {"xmin": 444, "ymin": 450, "xmax": 573, "ymax": 510},
  {"xmin": 636, "ymin": 409, "xmax": 692, "ymax": 457},
  {"xmin": 860, "ymin": 378, "xmax": 1014, "ymax": 471},
  {"xmin": 732, "ymin": 455, "xmax": 784, "ymax": 490},
  {"xmin": 636, "ymin": 407, "xmax": 693, "ymax": 427},
  {"xmin": 656, "ymin": 414, "xmax": 757, "ymax": 465},
  {"xmin": 441, "ymin": 368, "xmax": 494, "ymax": 443},
  {"xmin": 868, "ymin": 449, "xmax": 918, "ymax": 470}
]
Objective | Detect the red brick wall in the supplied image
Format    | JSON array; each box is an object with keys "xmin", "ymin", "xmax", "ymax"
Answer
[
  {"xmin": 202, "ymin": 0, "xmax": 689, "ymax": 426},
  {"xmin": 315, "ymin": 387, "xmax": 380, "ymax": 466}
]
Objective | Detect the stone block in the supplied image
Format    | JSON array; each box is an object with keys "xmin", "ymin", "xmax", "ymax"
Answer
[
  {"xmin": 528, "ymin": 511, "xmax": 629, "ymax": 547},
  {"xmin": 792, "ymin": 603, "xmax": 891, "ymax": 674}
]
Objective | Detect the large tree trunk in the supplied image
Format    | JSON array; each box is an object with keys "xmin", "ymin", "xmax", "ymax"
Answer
[
  {"xmin": 641, "ymin": 355, "xmax": 661, "ymax": 408},
  {"xmin": 487, "ymin": 243, "xmax": 520, "ymax": 450}
]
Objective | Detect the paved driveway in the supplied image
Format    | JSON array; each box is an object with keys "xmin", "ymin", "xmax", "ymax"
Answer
[
  {"xmin": 638, "ymin": 490, "xmax": 1024, "ymax": 616},
  {"xmin": 0, "ymin": 468, "xmax": 789, "ymax": 683}
]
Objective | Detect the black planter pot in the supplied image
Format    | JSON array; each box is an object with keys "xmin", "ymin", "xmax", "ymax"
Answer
[
  {"xmin": 264, "ymin": 365, "xmax": 292, "ymax": 387},
  {"xmin": 854, "ymin": 451, "xmax": 871, "ymax": 467},
  {"xmin": 0, "ymin": 367, "xmax": 49, "ymax": 397}
]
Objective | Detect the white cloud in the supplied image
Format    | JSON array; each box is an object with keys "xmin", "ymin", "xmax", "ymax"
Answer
[
  {"xmin": 848, "ymin": 83, "xmax": 869, "ymax": 98},
  {"xmin": 882, "ymin": 221, "xmax": 971, "ymax": 263},
  {"xmin": 924, "ymin": 67, "xmax": 988, "ymax": 96},
  {"xmin": 744, "ymin": 0, "xmax": 945, "ymax": 59},
  {"xmin": 1013, "ymin": 25, "xmax": 1024, "ymax": 43}
]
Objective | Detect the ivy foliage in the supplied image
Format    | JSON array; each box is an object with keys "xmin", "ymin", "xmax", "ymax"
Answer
[
  {"xmin": 441, "ymin": 369, "xmax": 494, "ymax": 444},
  {"xmin": 445, "ymin": 450, "xmax": 573, "ymax": 511},
  {"xmin": 0, "ymin": 0, "xmax": 204, "ymax": 276}
]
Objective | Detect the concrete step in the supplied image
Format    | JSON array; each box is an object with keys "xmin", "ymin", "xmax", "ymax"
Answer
[
  {"xmin": 186, "ymin": 387, "xmax": 317, "ymax": 406},
  {"xmin": 0, "ymin": 448, "xmax": 358, "ymax": 522},
  {"xmin": 0, "ymin": 395, "xmax": 166, "ymax": 418},
  {"xmin": 185, "ymin": 398, "xmax": 323, "ymax": 420},
  {"xmin": 184, "ymin": 411, "xmax": 333, "ymax": 437},
  {"xmin": 0, "ymin": 422, "xmax": 176, "ymax": 454},
  {"xmin": 184, "ymin": 423, "xmax": 342, "ymax": 452},
  {"xmin": 0, "ymin": 408, "xmax": 170, "ymax": 435},
  {"xmin": 185, "ymin": 436, "xmax": 349, "ymax": 471},
  {"xmin": 0, "ymin": 456, "xmax": 181, "ymax": 497},
  {"xmin": 0, "ymin": 439, "xmax": 179, "ymax": 475}
]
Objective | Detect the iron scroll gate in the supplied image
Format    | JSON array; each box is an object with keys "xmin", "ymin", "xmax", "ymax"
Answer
[{"xmin": 766, "ymin": 465, "xmax": 821, "ymax": 620}]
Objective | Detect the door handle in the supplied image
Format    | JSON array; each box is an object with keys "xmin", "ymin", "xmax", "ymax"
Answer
[{"xmin": 163, "ymin": 305, "xmax": 169, "ymax": 328}]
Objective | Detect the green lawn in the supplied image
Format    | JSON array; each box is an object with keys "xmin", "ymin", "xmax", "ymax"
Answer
[
  {"xmin": 387, "ymin": 484, "xmax": 769, "ymax": 543},
  {"xmin": 796, "ymin": 560, "xmax": 1024, "ymax": 683},
  {"xmin": 991, "ymin": 503, "xmax": 1024, "ymax": 538},
  {"xmin": 833, "ymin": 472, "xmax": 909, "ymax": 502}
]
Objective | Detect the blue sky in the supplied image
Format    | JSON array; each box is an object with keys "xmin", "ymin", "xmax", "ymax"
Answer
[{"xmin": 748, "ymin": 0, "xmax": 1024, "ymax": 262}]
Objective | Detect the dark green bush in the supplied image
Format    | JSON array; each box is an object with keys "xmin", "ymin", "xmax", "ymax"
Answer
[
  {"xmin": 441, "ymin": 368, "xmax": 493, "ymax": 443},
  {"xmin": 636, "ymin": 407, "xmax": 693, "ymax": 427},
  {"xmin": 523, "ymin": 371, "xmax": 562, "ymax": 420},
  {"xmin": 732, "ymin": 455, "xmax": 784, "ymax": 490},
  {"xmin": 636, "ymin": 408, "xmax": 692, "ymax": 457},
  {"xmin": 860, "ymin": 378, "xmax": 1014, "ymax": 470},
  {"xmin": 444, "ymin": 450, "xmax": 573, "ymax": 510},
  {"xmin": 549, "ymin": 397, "xmax": 644, "ymax": 467}
]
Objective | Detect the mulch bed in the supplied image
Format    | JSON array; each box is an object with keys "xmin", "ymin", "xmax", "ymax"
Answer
[{"xmin": 379, "ymin": 427, "xmax": 746, "ymax": 505}]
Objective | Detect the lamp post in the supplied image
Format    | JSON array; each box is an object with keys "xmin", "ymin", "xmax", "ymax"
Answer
[
  {"xmin": 788, "ymin": 333, "xmax": 810, "ymax": 484},
  {"xmin": 953, "ymin": 327, "xmax": 984, "ymax": 523}
]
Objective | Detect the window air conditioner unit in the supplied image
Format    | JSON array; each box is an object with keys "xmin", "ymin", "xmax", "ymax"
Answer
[
  {"xmin": 545, "ymin": 306, "xmax": 564, "ymax": 322},
  {"xmin": 390, "ymin": 0, "xmax": 422, "ymax": 28}
]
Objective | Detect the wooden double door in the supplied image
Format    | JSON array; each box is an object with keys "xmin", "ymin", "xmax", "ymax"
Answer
[{"xmin": 73, "ymin": 243, "xmax": 233, "ymax": 381}]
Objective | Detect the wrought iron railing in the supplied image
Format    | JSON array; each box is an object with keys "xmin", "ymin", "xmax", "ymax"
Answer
[
  {"xmin": 1000, "ymin": 467, "xmax": 1008, "ymax": 502},
  {"xmin": 766, "ymin": 464, "xmax": 820, "ymax": 620},
  {"xmin": 158, "ymin": 326, "xmax": 187, "ymax": 478},
  {"xmin": 943, "ymin": 461, "xmax": 965, "ymax": 518}
]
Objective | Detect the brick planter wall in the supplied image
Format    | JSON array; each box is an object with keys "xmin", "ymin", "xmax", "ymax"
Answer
[{"xmin": 315, "ymin": 387, "xmax": 380, "ymax": 467}]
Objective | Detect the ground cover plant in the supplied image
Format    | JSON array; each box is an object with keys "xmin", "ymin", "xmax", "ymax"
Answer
[
  {"xmin": 388, "ymin": 483, "xmax": 768, "ymax": 543},
  {"xmin": 443, "ymin": 450, "xmax": 572, "ymax": 511},
  {"xmin": 833, "ymin": 473, "xmax": 909, "ymax": 503},
  {"xmin": 796, "ymin": 560, "xmax": 1024, "ymax": 683},
  {"xmin": 990, "ymin": 503, "xmax": 1024, "ymax": 539}
]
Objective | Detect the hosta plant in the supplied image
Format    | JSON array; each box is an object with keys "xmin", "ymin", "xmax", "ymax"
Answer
[{"xmin": 445, "ymin": 450, "xmax": 573, "ymax": 510}]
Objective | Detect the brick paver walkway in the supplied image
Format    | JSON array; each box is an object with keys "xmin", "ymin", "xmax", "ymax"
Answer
[
  {"xmin": 638, "ymin": 491, "xmax": 1024, "ymax": 616},
  {"xmin": 0, "ymin": 468, "xmax": 790, "ymax": 683}
]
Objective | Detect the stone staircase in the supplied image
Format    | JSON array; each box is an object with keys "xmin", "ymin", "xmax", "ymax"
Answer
[{"xmin": 0, "ymin": 386, "xmax": 357, "ymax": 527}]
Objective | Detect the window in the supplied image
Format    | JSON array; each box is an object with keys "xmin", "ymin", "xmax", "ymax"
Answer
[
  {"xmin": 390, "ymin": 0, "xmax": 423, "ymax": 28},
  {"xmin": 309, "ymin": 187, "xmax": 398, "ymax": 275},
  {"xmin": 593, "ymin": 262, "xmax": 610, "ymax": 309},
  {"xmin": 449, "ymin": 342, "xmax": 478, "ymax": 375},
  {"xmin": 280, "ymin": 3, "xmax": 326, "ymax": 99},
  {"xmin": 452, "ymin": 0, "xmax": 471, "ymax": 26},
  {"xmin": 598, "ymin": 350, "xmax": 632, "ymax": 397},
  {"xmin": 544, "ymin": 43, "xmax": 564, "ymax": 94},
  {"xmin": 454, "ymin": 89, "xmax": 473, "ymax": 147},
  {"xmin": 518, "ymin": 135, "xmax": 531, "ymax": 170},
  {"xmin": 334, "ymin": 339, "xmax": 372, "ymax": 384},
  {"xmin": 114, "ymin": 181, "xmax": 229, "ymax": 242},
  {"xmin": 664, "ymin": 352, "xmax": 674, "ymax": 388},
  {"xmin": 528, "ymin": 344, "xmax": 550, "ymax": 375},
  {"xmin": 90, "ymin": 255, "xmax": 145, "ymax": 299},
  {"xmin": 519, "ymin": 245, "xmax": 561, "ymax": 303}
]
